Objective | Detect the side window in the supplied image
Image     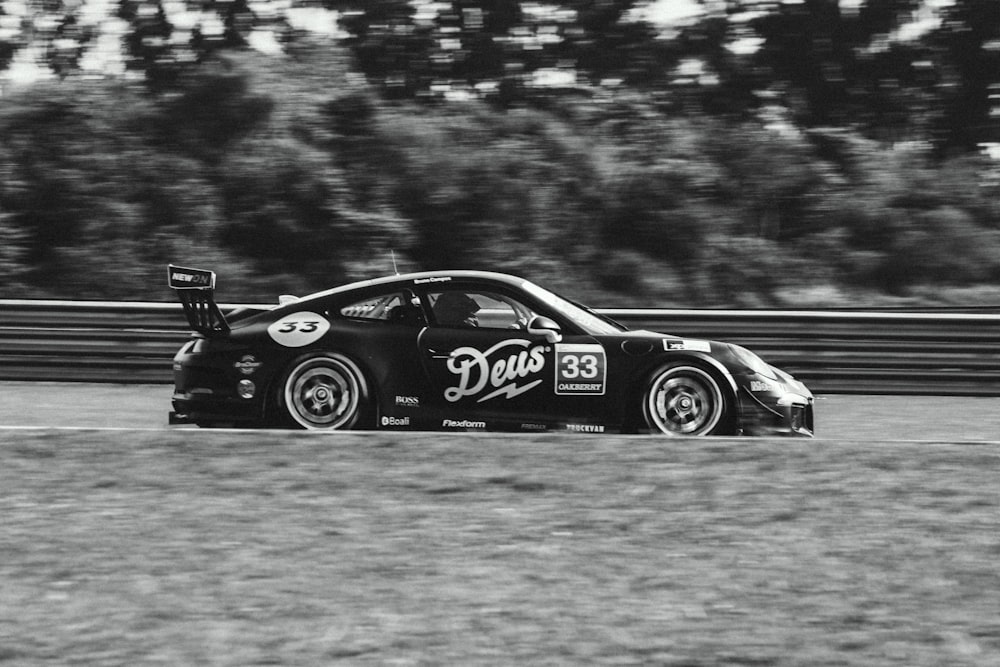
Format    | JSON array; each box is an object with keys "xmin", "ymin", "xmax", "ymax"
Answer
[
  {"xmin": 429, "ymin": 290, "xmax": 535, "ymax": 329},
  {"xmin": 340, "ymin": 292, "xmax": 423, "ymax": 325}
]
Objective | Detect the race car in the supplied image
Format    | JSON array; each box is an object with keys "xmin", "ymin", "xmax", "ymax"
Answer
[{"xmin": 168, "ymin": 265, "xmax": 814, "ymax": 436}]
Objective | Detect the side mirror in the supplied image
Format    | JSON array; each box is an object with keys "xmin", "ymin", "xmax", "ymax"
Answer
[{"xmin": 527, "ymin": 316, "xmax": 562, "ymax": 344}]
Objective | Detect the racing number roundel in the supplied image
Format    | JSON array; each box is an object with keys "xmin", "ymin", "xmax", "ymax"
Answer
[
  {"xmin": 555, "ymin": 343, "xmax": 606, "ymax": 395},
  {"xmin": 267, "ymin": 312, "xmax": 330, "ymax": 347}
]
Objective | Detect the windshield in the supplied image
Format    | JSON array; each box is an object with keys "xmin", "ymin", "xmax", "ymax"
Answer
[{"xmin": 521, "ymin": 280, "xmax": 624, "ymax": 335}]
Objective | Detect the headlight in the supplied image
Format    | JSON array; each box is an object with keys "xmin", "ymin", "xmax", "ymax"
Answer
[{"xmin": 729, "ymin": 345, "xmax": 778, "ymax": 380}]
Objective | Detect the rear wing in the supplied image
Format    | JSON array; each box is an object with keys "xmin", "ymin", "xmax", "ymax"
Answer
[{"xmin": 167, "ymin": 265, "xmax": 230, "ymax": 336}]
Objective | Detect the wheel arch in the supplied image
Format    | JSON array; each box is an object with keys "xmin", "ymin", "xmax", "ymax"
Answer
[
  {"xmin": 269, "ymin": 348, "xmax": 377, "ymax": 429},
  {"xmin": 624, "ymin": 353, "xmax": 739, "ymax": 435}
]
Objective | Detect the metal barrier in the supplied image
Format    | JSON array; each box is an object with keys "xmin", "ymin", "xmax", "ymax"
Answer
[{"xmin": 2, "ymin": 299, "xmax": 999, "ymax": 394}]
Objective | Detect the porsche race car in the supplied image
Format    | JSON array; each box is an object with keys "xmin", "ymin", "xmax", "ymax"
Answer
[{"xmin": 168, "ymin": 265, "xmax": 814, "ymax": 436}]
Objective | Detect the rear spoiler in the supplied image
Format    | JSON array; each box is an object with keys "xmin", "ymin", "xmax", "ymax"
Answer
[{"xmin": 167, "ymin": 264, "xmax": 230, "ymax": 336}]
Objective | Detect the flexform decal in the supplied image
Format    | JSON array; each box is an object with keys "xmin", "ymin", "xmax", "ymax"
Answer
[
  {"xmin": 445, "ymin": 339, "xmax": 547, "ymax": 403},
  {"xmin": 267, "ymin": 312, "xmax": 330, "ymax": 348},
  {"xmin": 442, "ymin": 419, "xmax": 486, "ymax": 429}
]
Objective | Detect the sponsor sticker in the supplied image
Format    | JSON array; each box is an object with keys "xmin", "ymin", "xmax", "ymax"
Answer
[
  {"xmin": 381, "ymin": 416, "xmax": 410, "ymax": 427},
  {"xmin": 414, "ymin": 276, "xmax": 452, "ymax": 284},
  {"xmin": 750, "ymin": 380, "xmax": 784, "ymax": 393},
  {"xmin": 233, "ymin": 355, "xmax": 262, "ymax": 376},
  {"xmin": 168, "ymin": 265, "xmax": 215, "ymax": 289},
  {"xmin": 664, "ymin": 339, "xmax": 712, "ymax": 353},
  {"xmin": 445, "ymin": 340, "xmax": 547, "ymax": 403},
  {"xmin": 267, "ymin": 312, "xmax": 330, "ymax": 348},
  {"xmin": 555, "ymin": 344, "xmax": 606, "ymax": 395},
  {"xmin": 520, "ymin": 423, "xmax": 547, "ymax": 432},
  {"xmin": 395, "ymin": 396, "xmax": 420, "ymax": 408},
  {"xmin": 566, "ymin": 424, "xmax": 605, "ymax": 433},
  {"xmin": 443, "ymin": 419, "xmax": 486, "ymax": 429}
]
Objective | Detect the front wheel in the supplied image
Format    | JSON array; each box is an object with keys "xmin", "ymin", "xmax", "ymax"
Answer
[
  {"xmin": 277, "ymin": 353, "xmax": 368, "ymax": 430},
  {"xmin": 643, "ymin": 363, "xmax": 729, "ymax": 436}
]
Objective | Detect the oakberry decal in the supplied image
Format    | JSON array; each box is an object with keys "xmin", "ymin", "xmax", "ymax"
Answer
[
  {"xmin": 445, "ymin": 339, "xmax": 547, "ymax": 403},
  {"xmin": 267, "ymin": 312, "xmax": 330, "ymax": 347}
]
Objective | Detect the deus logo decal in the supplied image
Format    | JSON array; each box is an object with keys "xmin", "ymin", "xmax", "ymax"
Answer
[{"xmin": 445, "ymin": 339, "xmax": 547, "ymax": 403}]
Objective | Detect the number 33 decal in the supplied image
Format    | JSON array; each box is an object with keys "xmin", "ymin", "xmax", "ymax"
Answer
[
  {"xmin": 268, "ymin": 312, "xmax": 330, "ymax": 347},
  {"xmin": 561, "ymin": 353, "xmax": 600, "ymax": 379},
  {"xmin": 555, "ymin": 344, "xmax": 606, "ymax": 395},
  {"xmin": 278, "ymin": 321, "xmax": 320, "ymax": 333}
]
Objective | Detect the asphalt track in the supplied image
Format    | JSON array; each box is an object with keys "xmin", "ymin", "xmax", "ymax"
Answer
[
  {"xmin": 2, "ymin": 385, "xmax": 999, "ymax": 665},
  {"xmin": 2, "ymin": 382, "xmax": 1000, "ymax": 441}
]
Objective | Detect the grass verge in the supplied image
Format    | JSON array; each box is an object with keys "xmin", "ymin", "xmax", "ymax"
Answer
[{"xmin": 2, "ymin": 430, "xmax": 998, "ymax": 665}]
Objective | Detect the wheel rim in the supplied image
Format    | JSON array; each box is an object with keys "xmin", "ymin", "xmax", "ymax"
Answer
[
  {"xmin": 284, "ymin": 357, "xmax": 362, "ymax": 429},
  {"xmin": 646, "ymin": 366, "xmax": 723, "ymax": 436}
]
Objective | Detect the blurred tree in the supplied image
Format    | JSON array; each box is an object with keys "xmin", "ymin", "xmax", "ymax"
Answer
[
  {"xmin": 702, "ymin": 0, "xmax": 933, "ymax": 137},
  {"xmin": 142, "ymin": 69, "xmax": 273, "ymax": 162},
  {"xmin": 926, "ymin": 0, "xmax": 1000, "ymax": 154},
  {"xmin": 330, "ymin": 0, "xmax": 678, "ymax": 104},
  {"xmin": 0, "ymin": 3, "xmax": 16, "ymax": 72},
  {"xmin": 117, "ymin": 0, "xmax": 182, "ymax": 89}
]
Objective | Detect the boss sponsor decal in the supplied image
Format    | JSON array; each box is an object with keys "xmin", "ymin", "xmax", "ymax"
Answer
[
  {"xmin": 566, "ymin": 424, "xmax": 605, "ymax": 433},
  {"xmin": 381, "ymin": 416, "xmax": 411, "ymax": 427},
  {"xmin": 664, "ymin": 339, "xmax": 712, "ymax": 353},
  {"xmin": 267, "ymin": 312, "xmax": 330, "ymax": 348},
  {"xmin": 555, "ymin": 344, "xmax": 606, "ymax": 395},
  {"xmin": 445, "ymin": 340, "xmax": 547, "ymax": 403},
  {"xmin": 233, "ymin": 355, "xmax": 262, "ymax": 375},
  {"xmin": 443, "ymin": 419, "xmax": 486, "ymax": 429},
  {"xmin": 395, "ymin": 395, "xmax": 420, "ymax": 408}
]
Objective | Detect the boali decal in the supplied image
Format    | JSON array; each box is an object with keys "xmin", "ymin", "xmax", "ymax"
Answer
[
  {"xmin": 267, "ymin": 312, "xmax": 330, "ymax": 348},
  {"xmin": 555, "ymin": 343, "xmax": 606, "ymax": 395},
  {"xmin": 445, "ymin": 339, "xmax": 548, "ymax": 403}
]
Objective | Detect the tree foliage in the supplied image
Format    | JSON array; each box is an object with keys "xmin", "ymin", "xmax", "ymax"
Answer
[{"xmin": 2, "ymin": 4, "xmax": 1000, "ymax": 305}]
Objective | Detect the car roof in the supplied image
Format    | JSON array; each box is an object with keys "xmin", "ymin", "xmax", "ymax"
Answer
[{"xmin": 297, "ymin": 270, "xmax": 527, "ymax": 304}]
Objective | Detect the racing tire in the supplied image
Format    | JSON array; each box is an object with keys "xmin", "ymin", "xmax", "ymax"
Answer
[
  {"xmin": 642, "ymin": 362, "xmax": 730, "ymax": 436},
  {"xmin": 277, "ymin": 353, "xmax": 369, "ymax": 430}
]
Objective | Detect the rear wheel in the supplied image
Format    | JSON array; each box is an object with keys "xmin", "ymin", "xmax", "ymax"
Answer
[
  {"xmin": 643, "ymin": 363, "xmax": 728, "ymax": 436},
  {"xmin": 278, "ymin": 353, "xmax": 368, "ymax": 430}
]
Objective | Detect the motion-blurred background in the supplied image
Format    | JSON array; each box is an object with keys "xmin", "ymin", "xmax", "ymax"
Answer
[{"xmin": 2, "ymin": 0, "xmax": 999, "ymax": 307}]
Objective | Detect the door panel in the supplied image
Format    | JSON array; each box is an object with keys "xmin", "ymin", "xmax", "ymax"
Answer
[{"xmin": 417, "ymin": 327, "xmax": 607, "ymax": 427}]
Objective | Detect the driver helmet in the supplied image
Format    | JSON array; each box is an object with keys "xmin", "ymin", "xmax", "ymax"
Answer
[{"xmin": 434, "ymin": 292, "xmax": 480, "ymax": 327}]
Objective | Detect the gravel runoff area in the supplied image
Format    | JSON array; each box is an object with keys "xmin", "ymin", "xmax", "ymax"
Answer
[{"xmin": 0, "ymin": 429, "xmax": 998, "ymax": 665}]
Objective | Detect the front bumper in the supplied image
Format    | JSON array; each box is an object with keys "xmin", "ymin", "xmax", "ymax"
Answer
[{"xmin": 737, "ymin": 387, "xmax": 815, "ymax": 437}]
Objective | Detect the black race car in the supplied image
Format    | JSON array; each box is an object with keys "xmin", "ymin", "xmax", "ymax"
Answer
[{"xmin": 168, "ymin": 265, "xmax": 814, "ymax": 436}]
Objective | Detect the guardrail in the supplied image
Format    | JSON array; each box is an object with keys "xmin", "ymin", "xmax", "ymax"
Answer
[{"xmin": 2, "ymin": 299, "xmax": 999, "ymax": 394}]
